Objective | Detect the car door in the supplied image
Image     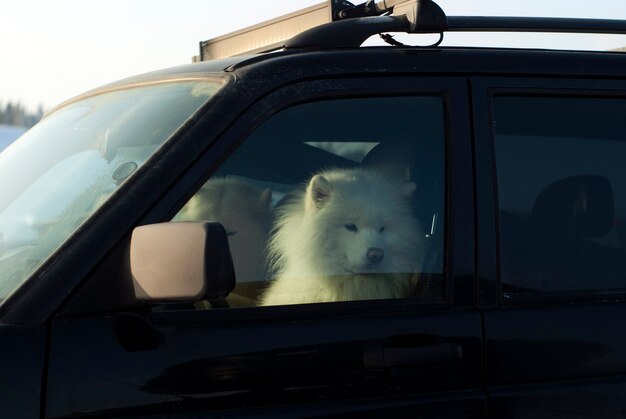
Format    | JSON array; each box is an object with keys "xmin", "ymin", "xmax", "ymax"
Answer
[
  {"xmin": 474, "ymin": 76, "xmax": 626, "ymax": 418},
  {"xmin": 45, "ymin": 76, "xmax": 483, "ymax": 418}
]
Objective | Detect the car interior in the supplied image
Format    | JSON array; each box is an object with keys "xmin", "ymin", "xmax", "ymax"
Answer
[{"xmin": 174, "ymin": 96, "xmax": 447, "ymax": 307}]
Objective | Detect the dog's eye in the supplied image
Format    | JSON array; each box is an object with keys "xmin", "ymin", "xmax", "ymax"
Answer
[
  {"xmin": 345, "ymin": 224, "xmax": 358, "ymax": 232},
  {"xmin": 379, "ymin": 226, "xmax": 385, "ymax": 233},
  {"xmin": 227, "ymin": 231, "xmax": 238, "ymax": 237}
]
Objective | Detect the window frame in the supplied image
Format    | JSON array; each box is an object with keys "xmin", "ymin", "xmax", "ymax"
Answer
[
  {"xmin": 130, "ymin": 75, "xmax": 475, "ymax": 317},
  {"xmin": 473, "ymin": 76, "xmax": 626, "ymax": 306}
]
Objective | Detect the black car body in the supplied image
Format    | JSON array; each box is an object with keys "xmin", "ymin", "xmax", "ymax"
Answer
[{"xmin": 3, "ymin": 1, "xmax": 626, "ymax": 418}]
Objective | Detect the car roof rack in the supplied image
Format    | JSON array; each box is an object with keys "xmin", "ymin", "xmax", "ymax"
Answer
[
  {"xmin": 196, "ymin": 0, "xmax": 626, "ymax": 61},
  {"xmin": 196, "ymin": 0, "xmax": 444, "ymax": 61}
]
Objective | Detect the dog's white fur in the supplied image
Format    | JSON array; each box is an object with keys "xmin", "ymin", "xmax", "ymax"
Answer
[
  {"xmin": 259, "ymin": 168, "xmax": 423, "ymax": 306},
  {"xmin": 175, "ymin": 177, "xmax": 272, "ymax": 284}
]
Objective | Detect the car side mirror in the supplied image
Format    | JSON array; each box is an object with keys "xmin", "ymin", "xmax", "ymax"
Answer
[{"xmin": 130, "ymin": 222, "xmax": 235, "ymax": 302}]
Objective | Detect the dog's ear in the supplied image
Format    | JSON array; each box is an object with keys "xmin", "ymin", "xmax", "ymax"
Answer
[
  {"xmin": 307, "ymin": 175, "xmax": 331, "ymax": 208},
  {"xmin": 258, "ymin": 188, "xmax": 272, "ymax": 209},
  {"xmin": 401, "ymin": 181, "xmax": 417, "ymax": 197}
]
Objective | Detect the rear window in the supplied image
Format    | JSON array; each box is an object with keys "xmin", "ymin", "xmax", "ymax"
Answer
[{"xmin": 493, "ymin": 95, "xmax": 626, "ymax": 298}]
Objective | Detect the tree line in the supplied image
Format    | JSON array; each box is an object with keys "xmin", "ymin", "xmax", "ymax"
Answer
[{"xmin": 0, "ymin": 101, "xmax": 45, "ymax": 128}]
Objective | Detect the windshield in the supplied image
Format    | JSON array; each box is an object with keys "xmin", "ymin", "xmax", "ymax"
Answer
[{"xmin": 0, "ymin": 79, "xmax": 223, "ymax": 301}]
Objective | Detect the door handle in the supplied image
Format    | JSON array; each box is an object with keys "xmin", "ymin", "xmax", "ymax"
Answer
[{"xmin": 363, "ymin": 343, "xmax": 463, "ymax": 371}]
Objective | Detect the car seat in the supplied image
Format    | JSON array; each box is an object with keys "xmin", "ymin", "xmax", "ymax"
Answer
[{"xmin": 530, "ymin": 174, "xmax": 626, "ymax": 291}]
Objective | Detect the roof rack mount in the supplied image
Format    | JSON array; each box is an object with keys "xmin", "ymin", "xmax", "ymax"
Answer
[{"xmin": 286, "ymin": 0, "xmax": 448, "ymax": 50}]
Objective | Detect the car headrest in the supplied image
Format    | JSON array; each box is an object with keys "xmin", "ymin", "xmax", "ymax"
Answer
[
  {"xmin": 362, "ymin": 141, "xmax": 413, "ymax": 180},
  {"xmin": 532, "ymin": 175, "xmax": 614, "ymax": 239}
]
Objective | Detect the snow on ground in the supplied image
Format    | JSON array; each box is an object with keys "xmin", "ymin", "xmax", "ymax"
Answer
[{"xmin": 0, "ymin": 124, "xmax": 26, "ymax": 151}]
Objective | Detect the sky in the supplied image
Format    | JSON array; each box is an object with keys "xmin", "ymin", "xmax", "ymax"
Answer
[{"xmin": 2, "ymin": 0, "xmax": 626, "ymax": 113}]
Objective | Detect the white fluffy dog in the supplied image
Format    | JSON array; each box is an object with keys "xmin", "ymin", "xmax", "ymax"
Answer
[{"xmin": 259, "ymin": 168, "xmax": 424, "ymax": 306}]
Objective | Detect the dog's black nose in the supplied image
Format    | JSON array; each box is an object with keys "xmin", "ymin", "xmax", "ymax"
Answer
[{"xmin": 367, "ymin": 248, "xmax": 384, "ymax": 265}]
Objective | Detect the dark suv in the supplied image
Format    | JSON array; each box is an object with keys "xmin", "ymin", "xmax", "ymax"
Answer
[{"xmin": 3, "ymin": 1, "xmax": 626, "ymax": 417}]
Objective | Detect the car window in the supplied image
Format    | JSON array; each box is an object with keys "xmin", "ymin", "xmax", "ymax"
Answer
[
  {"xmin": 0, "ymin": 79, "xmax": 223, "ymax": 302},
  {"xmin": 493, "ymin": 95, "xmax": 626, "ymax": 298},
  {"xmin": 173, "ymin": 96, "xmax": 446, "ymax": 307}
]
